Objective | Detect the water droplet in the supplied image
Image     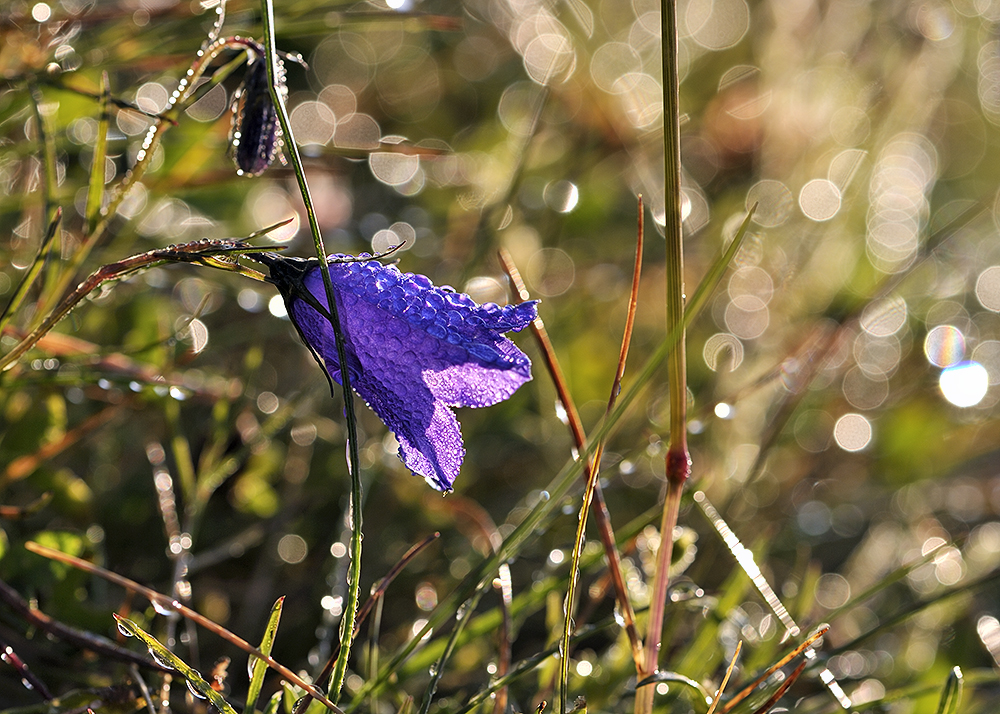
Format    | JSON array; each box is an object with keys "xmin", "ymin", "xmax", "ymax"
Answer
[
  {"xmin": 148, "ymin": 648, "xmax": 176, "ymax": 671},
  {"xmin": 428, "ymin": 663, "xmax": 439, "ymax": 677},
  {"xmin": 539, "ymin": 491, "xmax": 550, "ymax": 502},
  {"xmin": 117, "ymin": 621, "xmax": 133, "ymax": 637},
  {"xmin": 186, "ymin": 678, "xmax": 208, "ymax": 700},
  {"xmin": 152, "ymin": 599, "xmax": 176, "ymax": 617},
  {"xmin": 247, "ymin": 656, "xmax": 259, "ymax": 679}
]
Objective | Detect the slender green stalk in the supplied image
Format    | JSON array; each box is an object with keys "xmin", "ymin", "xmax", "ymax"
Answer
[
  {"xmin": 25, "ymin": 80, "xmax": 62, "ymax": 322},
  {"xmin": 258, "ymin": 0, "xmax": 363, "ymax": 702},
  {"xmin": 637, "ymin": 3, "xmax": 685, "ymax": 713},
  {"xmin": 556, "ymin": 203, "xmax": 645, "ymax": 713},
  {"xmin": 85, "ymin": 72, "xmax": 111, "ymax": 234},
  {"xmin": 418, "ymin": 591, "xmax": 485, "ymax": 714}
]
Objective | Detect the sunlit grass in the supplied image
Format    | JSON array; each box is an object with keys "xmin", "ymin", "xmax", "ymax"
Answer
[{"xmin": 2, "ymin": 0, "xmax": 1000, "ymax": 713}]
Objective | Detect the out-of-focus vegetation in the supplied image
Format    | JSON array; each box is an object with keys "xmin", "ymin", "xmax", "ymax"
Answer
[{"xmin": 2, "ymin": 0, "xmax": 1000, "ymax": 712}]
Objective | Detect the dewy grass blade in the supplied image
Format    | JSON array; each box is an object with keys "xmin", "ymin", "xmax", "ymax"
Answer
[
  {"xmin": 24, "ymin": 541, "xmax": 344, "ymax": 713},
  {"xmin": 115, "ymin": 615, "xmax": 240, "ymax": 714},
  {"xmin": 258, "ymin": 2, "xmax": 363, "ymax": 702},
  {"xmin": 935, "ymin": 667, "xmax": 964, "ymax": 714},
  {"xmin": 245, "ymin": 597, "xmax": 285, "ymax": 714}
]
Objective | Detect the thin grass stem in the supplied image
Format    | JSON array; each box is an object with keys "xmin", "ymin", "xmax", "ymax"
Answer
[
  {"xmin": 258, "ymin": 1, "xmax": 363, "ymax": 701},
  {"xmin": 638, "ymin": 2, "xmax": 685, "ymax": 712}
]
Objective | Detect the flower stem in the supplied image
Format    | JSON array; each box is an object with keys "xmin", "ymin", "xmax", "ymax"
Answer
[
  {"xmin": 637, "ymin": 1, "xmax": 686, "ymax": 713},
  {"xmin": 259, "ymin": 0, "xmax": 363, "ymax": 702}
]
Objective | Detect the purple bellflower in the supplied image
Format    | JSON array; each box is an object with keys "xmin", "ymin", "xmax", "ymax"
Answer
[{"xmin": 257, "ymin": 253, "xmax": 537, "ymax": 492}]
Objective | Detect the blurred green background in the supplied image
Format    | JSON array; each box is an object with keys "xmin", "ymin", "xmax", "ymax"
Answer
[{"xmin": 2, "ymin": 0, "xmax": 1000, "ymax": 711}]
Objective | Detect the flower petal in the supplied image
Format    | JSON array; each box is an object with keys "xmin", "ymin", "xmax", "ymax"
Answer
[{"xmin": 264, "ymin": 255, "xmax": 536, "ymax": 491}]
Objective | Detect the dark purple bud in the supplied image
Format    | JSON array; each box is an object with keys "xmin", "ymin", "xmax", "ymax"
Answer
[
  {"xmin": 230, "ymin": 45, "xmax": 284, "ymax": 176},
  {"xmin": 259, "ymin": 254, "xmax": 537, "ymax": 491}
]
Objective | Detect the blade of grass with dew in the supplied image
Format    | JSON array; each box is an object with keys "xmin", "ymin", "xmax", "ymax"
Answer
[
  {"xmin": 23, "ymin": 541, "xmax": 344, "ymax": 713},
  {"xmin": 246, "ymin": 597, "xmax": 285, "ymax": 714},
  {"xmin": 500, "ymin": 241, "xmax": 644, "ymax": 674},
  {"xmin": 500, "ymin": 246, "xmax": 640, "ymax": 705},
  {"xmin": 114, "ymin": 615, "xmax": 239, "ymax": 714},
  {"xmin": 635, "ymin": 671, "xmax": 713, "ymax": 712},
  {"xmin": 935, "ymin": 667, "xmax": 964, "ymax": 714},
  {"xmin": 85, "ymin": 72, "xmax": 110, "ymax": 234},
  {"xmin": 258, "ymin": 2, "xmax": 363, "ymax": 702},
  {"xmin": 418, "ymin": 590, "xmax": 486, "ymax": 714},
  {"xmin": 348, "ymin": 211, "xmax": 756, "ymax": 708},
  {"xmin": 0, "ymin": 208, "xmax": 61, "ymax": 334},
  {"xmin": 557, "ymin": 198, "xmax": 646, "ymax": 711},
  {"xmin": 0, "ymin": 238, "xmax": 272, "ymax": 372}
]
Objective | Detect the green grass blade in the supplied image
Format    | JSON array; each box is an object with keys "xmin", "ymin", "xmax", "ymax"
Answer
[
  {"xmin": 114, "ymin": 614, "xmax": 239, "ymax": 714},
  {"xmin": 0, "ymin": 208, "xmax": 61, "ymax": 333},
  {"xmin": 263, "ymin": 690, "xmax": 285, "ymax": 714},
  {"xmin": 85, "ymin": 72, "xmax": 110, "ymax": 234},
  {"xmin": 935, "ymin": 666, "xmax": 963, "ymax": 714},
  {"xmin": 245, "ymin": 597, "xmax": 285, "ymax": 714}
]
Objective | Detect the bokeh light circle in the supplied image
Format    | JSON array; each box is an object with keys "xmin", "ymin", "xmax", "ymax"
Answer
[
  {"xmin": 747, "ymin": 180, "xmax": 793, "ymax": 227},
  {"xmin": 971, "ymin": 340, "xmax": 1000, "ymax": 385},
  {"xmin": 924, "ymin": 325, "xmax": 966, "ymax": 367},
  {"xmin": 975, "ymin": 266, "xmax": 1000, "ymax": 311},
  {"xmin": 799, "ymin": 179, "xmax": 842, "ymax": 221},
  {"xmin": 939, "ymin": 361, "xmax": 989, "ymax": 407},
  {"xmin": 833, "ymin": 413, "xmax": 873, "ymax": 452},
  {"xmin": 703, "ymin": 333, "xmax": 744, "ymax": 371}
]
